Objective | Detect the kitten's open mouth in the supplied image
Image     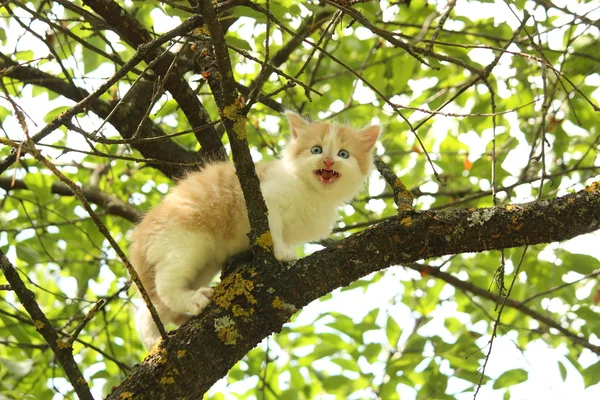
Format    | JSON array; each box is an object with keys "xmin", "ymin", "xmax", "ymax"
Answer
[{"xmin": 315, "ymin": 169, "xmax": 340, "ymax": 184}]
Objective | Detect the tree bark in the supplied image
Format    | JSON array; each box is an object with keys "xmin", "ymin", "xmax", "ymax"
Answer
[{"xmin": 108, "ymin": 181, "xmax": 600, "ymax": 399}]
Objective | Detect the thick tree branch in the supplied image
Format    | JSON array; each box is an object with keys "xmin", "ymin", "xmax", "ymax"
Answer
[
  {"xmin": 198, "ymin": 0, "xmax": 273, "ymax": 258},
  {"xmin": 0, "ymin": 177, "xmax": 141, "ymax": 222},
  {"xmin": 0, "ymin": 251, "xmax": 94, "ymax": 400},
  {"xmin": 108, "ymin": 181, "xmax": 600, "ymax": 399}
]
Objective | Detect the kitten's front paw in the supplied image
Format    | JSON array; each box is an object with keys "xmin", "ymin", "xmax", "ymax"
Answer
[
  {"xmin": 275, "ymin": 248, "xmax": 297, "ymax": 262},
  {"xmin": 186, "ymin": 290, "xmax": 211, "ymax": 315},
  {"xmin": 198, "ymin": 287, "xmax": 214, "ymax": 299}
]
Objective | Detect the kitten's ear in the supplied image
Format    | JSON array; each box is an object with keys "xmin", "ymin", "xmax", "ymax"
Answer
[
  {"xmin": 285, "ymin": 111, "xmax": 310, "ymax": 139},
  {"xmin": 358, "ymin": 125, "xmax": 381, "ymax": 151}
]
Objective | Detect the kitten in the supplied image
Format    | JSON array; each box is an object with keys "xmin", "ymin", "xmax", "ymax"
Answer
[{"xmin": 131, "ymin": 111, "xmax": 380, "ymax": 350}]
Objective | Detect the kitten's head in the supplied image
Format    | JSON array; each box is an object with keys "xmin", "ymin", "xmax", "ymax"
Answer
[{"xmin": 282, "ymin": 111, "xmax": 380, "ymax": 200}]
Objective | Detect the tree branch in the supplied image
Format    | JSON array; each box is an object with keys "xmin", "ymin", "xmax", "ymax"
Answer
[
  {"xmin": 0, "ymin": 251, "xmax": 94, "ymax": 400},
  {"xmin": 81, "ymin": 0, "xmax": 226, "ymax": 161},
  {"xmin": 108, "ymin": 181, "xmax": 600, "ymax": 399},
  {"xmin": 0, "ymin": 177, "xmax": 141, "ymax": 222},
  {"xmin": 0, "ymin": 16, "xmax": 209, "ymax": 177},
  {"xmin": 0, "ymin": 54, "xmax": 203, "ymax": 180},
  {"xmin": 198, "ymin": 0, "xmax": 273, "ymax": 259},
  {"xmin": 404, "ymin": 262, "xmax": 600, "ymax": 354}
]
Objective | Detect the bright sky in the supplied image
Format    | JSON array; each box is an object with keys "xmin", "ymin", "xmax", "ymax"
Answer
[{"xmin": 1, "ymin": 0, "xmax": 599, "ymax": 399}]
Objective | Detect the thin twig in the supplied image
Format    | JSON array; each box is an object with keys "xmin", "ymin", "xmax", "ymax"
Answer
[
  {"xmin": 0, "ymin": 14, "xmax": 207, "ymax": 175},
  {"xmin": 373, "ymin": 155, "xmax": 414, "ymax": 211},
  {"xmin": 0, "ymin": 251, "xmax": 94, "ymax": 400}
]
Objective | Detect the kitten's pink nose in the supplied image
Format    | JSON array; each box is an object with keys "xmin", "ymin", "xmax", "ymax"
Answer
[{"xmin": 323, "ymin": 157, "xmax": 335, "ymax": 168}]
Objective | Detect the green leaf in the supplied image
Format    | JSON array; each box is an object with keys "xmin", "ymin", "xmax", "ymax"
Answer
[
  {"xmin": 43, "ymin": 106, "xmax": 71, "ymax": 123},
  {"xmin": 322, "ymin": 375, "xmax": 350, "ymax": 393},
  {"xmin": 0, "ymin": 358, "xmax": 33, "ymax": 377},
  {"xmin": 15, "ymin": 50, "xmax": 33, "ymax": 61},
  {"xmin": 583, "ymin": 361, "xmax": 600, "ymax": 387},
  {"xmin": 493, "ymin": 368, "xmax": 528, "ymax": 389},
  {"xmin": 81, "ymin": 36, "xmax": 106, "ymax": 74},
  {"xmin": 226, "ymin": 36, "xmax": 253, "ymax": 51},
  {"xmin": 558, "ymin": 360, "xmax": 567, "ymax": 382},
  {"xmin": 289, "ymin": 367, "xmax": 305, "ymax": 388},
  {"xmin": 16, "ymin": 245, "xmax": 41, "ymax": 265},
  {"xmin": 379, "ymin": 380, "xmax": 400, "ymax": 400},
  {"xmin": 560, "ymin": 253, "xmax": 600, "ymax": 275},
  {"xmin": 454, "ymin": 369, "xmax": 489, "ymax": 385},
  {"xmin": 362, "ymin": 342, "xmax": 382, "ymax": 364},
  {"xmin": 90, "ymin": 370, "xmax": 112, "ymax": 380},
  {"xmin": 23, "ymin": 173, "xmax": 51, "ymax": 201},
  {"xmin": 279, "ymin": 389, "xmax": 300, "ymax": 400},
  {"xmin": 386, "ymin": 315, "xmax": 402, "ymax": 348},
  {"xmin": 331, "ymin": 357, "xmax": 359, "ymax": 372}
]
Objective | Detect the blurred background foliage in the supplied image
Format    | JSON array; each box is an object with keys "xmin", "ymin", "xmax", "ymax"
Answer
[{"xmin": 0, "ymin": 0, "xmax": 599, "ymax": 399}]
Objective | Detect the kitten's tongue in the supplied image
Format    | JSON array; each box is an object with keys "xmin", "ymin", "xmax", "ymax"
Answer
[{"xmin": 321, "ymin": 170, "xmax": 334, "ymax": 180}]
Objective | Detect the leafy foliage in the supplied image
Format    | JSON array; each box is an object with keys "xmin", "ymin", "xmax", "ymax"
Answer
[{"xmin": 0, "ymin": 0, "xmax": 599, "ymax": 399}]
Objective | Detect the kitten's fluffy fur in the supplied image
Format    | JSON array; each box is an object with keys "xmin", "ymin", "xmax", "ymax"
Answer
[{"xmin": 131, "ymin": 112, "xmax": 380, "ymax": 349}]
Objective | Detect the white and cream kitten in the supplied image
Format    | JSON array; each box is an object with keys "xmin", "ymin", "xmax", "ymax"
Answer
[{"xmin": 131, "ymin": 112, "xmax": 380, "ymax": 350}]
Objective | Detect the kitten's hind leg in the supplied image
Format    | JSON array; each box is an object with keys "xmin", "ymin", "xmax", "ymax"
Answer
[{"xmin": 148, "ymin": 229, "xmax": 219, "ymax": 316}]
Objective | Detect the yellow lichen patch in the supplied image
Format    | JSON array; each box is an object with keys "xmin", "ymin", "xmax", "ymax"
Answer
[
  {"xmin": 34, "ymin": 320, "xmax": 45, "ymax": 330},
  {"xmin": 505, "ymin": 204, "xmax": 516, "ymax": 211},
  {"xmin": 233, "ymin": 118, "xmax": 247, "ymax": 140},
  {"xmin": 56, "ymin": 339, "xmax": 71, "ymax": 350},
  {"xmin": 120, "ymin": 392, "xmax": 133, "ymax": 400},
  {"xmin": 567, "ymin": 197, "xmax": 575, "ymax": 204},
  {"xmin": 177, "ymin": 350, "xmax": 186, "ymax": 358},
  {"xmin": 397, "ymin": 203, "xmax": 413, "ymax": 212},
  {"xmin": 272, "ymin": 296, "xmax": 284, "ymax": 309},
  {"xmin": 232, "ymin": 304, "xmax": 254, "ymax": 317},
  {"xmin": 160, "ymin": 376, "xmax": 175, "ymax": 385},
  {"xmin": 214, "ymin": 272, "xmax": 258, "ymax": 310},
  {"xmin": 393, "ymin": 177, "xmax": 408, "ymax": 191},
  {"xmin": 149, "ymin": 346, "xmax": 168, "ymax": 365},
  {"xmin": 400, "ymin": 216, "xmax": 412, "ymax": 226},
  {"xmin": 272, "ymin": 296, "xmax": 297, "ymax": 313},
  {"xmin": 583, "ymin": 180, "xmax": 600, "ymax": 193},
  {"xmin": 221, "ymin": 102, "xmax": 247, "ymax": 140},
  {"xmin": 217, "ymin": 326, "xmax": 238, "ymax": 345},
  {"xmin": 394, "ymin": 179, "xmax": 414, "ymax": 209},
  {"xmin": 194, "ymin": 25, "xmax": 210, "ymax": 35},
  {"xmin": 255, "ymin": 231, "xmax": 273, "ymax": 251},
  {"xmin": 214, "ymin": 316, "xmax": 239, "ymax": 345},
  {"xmin": 78, "ymin": 377, "xmax": 87, "ymax": 385}
]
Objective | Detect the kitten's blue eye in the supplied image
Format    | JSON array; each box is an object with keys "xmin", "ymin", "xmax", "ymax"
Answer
[
  {"xmin": 311, "ymin": 146, "xmax": 322, "ymax": 154},
  {"xmin": 338, "ymin": 149, "xmax": 350, "ymax": 159}
]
